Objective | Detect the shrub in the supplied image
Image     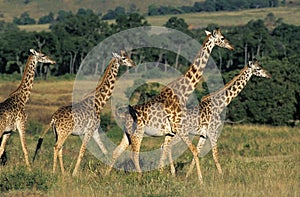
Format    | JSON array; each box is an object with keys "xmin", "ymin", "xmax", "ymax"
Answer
[{"xmin": 0, "ymin": 167, "xmax": 56, "ymax": 192}]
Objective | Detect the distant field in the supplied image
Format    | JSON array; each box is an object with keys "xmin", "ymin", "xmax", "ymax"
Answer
[
  {"xmin": 0, "ymin": 0, "xmax": 203, "ymax": 22},
  {"xmin": 18, "ymin": 6, "xmax": 300, "ymax": 32},
  {"xmin": 146, "ymin": 6, "xmax": 300, "ymax": 28}
]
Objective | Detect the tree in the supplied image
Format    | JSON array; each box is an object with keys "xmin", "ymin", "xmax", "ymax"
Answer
[
  {"xmin": 13, "ymin": 12, "xmax": 36, "ymax": 25},
  {"xmin": 111, "ymin": 13, "xmax": 149, "ymax": 33},
  {"xmin": 38, "ymin": 12, "xmax": 54, "ymax": 24},
  {"xmin": 51, "ymin": 11, "xmax": 110, "ymax": 75}
]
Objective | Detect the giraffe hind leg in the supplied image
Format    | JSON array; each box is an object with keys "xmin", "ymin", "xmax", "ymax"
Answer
[
  {"xmin": 53, "ymin": 131, "xmax": 68, "ymax": 174},
  {"xmin": 0, "ymin": 133, "xmax": 10, "ymax": 165},
  {"xmin": 16, "ymin": 114, "xmax": 31, "ymax": 171},
  {"xmin": 212, "ymin": 145, "xmax": 222, "ymax": 174},
  {"xmin": 130, "ymin": 130, "xmax": 144, "ymax": 174}
]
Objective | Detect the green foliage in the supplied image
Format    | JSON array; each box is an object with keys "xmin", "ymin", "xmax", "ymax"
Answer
[
  {"xmin": 164, "ymin": 16, "xmax": 193, "ymax": 36},
  {"xmin": 224, "ymin": 58, "xmax": 298, "ymax": 125},
  {"xmin": 13, "ymin": 12, "xmax": 36, "ymax": 25},
  {"xmin": 38, "ymin": 12, "xmax": 54, "ymax": 24},
  {"xmin": 27, "ymin": 120, "xmax": 44, "ymax": 135},
  {"xmin": 147, "ymin": 0, "xmax": 279, "ymax": 16},
  {"xmin": 0, "ymin": 167, "xmax": 56, "ymax": 192}
]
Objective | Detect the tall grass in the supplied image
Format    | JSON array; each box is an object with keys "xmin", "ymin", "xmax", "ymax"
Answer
[
  {"xmin": 0, "ymin": 123, "xmax": 298, "ymax": 196},
  {"xmin": 0, "ymin": 80, "xmax": 299, "ymax": 196}
]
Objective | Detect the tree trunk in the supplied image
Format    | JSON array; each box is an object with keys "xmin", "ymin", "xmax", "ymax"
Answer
[
  {"xmin": 16, "ymin": 54, "xmax": 23, "ymax": 77},
  {"xmin": 244, "ymin": 43, "xmax": 248, "ymax": 65},
  {"xmin": 175, "ymin": 44, "xmax": 181, "ymax": 70}
]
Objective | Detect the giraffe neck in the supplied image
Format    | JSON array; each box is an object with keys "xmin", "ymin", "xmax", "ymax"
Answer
[
  {"xmin": 169, "ymin": 35, "xmax": 215, "ymax": 102},
  {"xmin": 202, "ymin": 66, "xmax": 252, "ymax": 112},
  {"xmin": 9, "ymin": 55, "xmax": 37, "ymax": 106},
  {"xmin": 92, "ymin": 58, "xmax": 120, "ymax": 113}
]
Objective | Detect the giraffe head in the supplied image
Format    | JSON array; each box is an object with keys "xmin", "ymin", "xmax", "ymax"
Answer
[
  {"xmin": 248, "ymin": 59, "xmax": 271, "ymax": 78},
  {"xmin": 205, "ymin": 28, "xmax": 234, "ymax": 51},
  {"xmin": 29, "ymin": 49, "xmax": 56, "ymax": 64},
  {"xmin": 112, "ymin": 50, "xmax": 136, "ymax": 67}
]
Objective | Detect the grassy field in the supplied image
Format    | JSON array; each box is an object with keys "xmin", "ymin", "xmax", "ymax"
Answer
[
  {"xmin": 0, "ymin": 0, "xmax": 203, "ymax": 22},
  {"xmin": 146, "ymin": 6, "xmax": 300, "ymax": 28},
  {"xmin": 17, "ymin": 5, "xmax": 300, "ymax": 33},
  {"xmin": 0, "ymin": 79, "xmax": 299, "ymax": 196}
]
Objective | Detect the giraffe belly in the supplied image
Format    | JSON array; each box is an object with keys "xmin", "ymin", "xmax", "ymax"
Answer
[
  {"xmin": 144, "ymin": 126, "xmax": 164, "ymax": 137},
  {"xmin": 4, "ymin": 124, "xmax": 16, "ymax": 132}
]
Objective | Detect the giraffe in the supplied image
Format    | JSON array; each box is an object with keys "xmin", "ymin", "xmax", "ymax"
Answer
[
  {"xmin": 106, "ymin": 28, "xmax": 234, "ymax": 184},
  {"xmin": 33, "ymin": 50, "xmax": 136, "ymax": 176},
  {"xmin": 0, "ymin": 49, "xmax": 56, "ymax": 170},
  {"xmin": 159, "ymin": 59, "xmax": 271, "ymax": 177}
]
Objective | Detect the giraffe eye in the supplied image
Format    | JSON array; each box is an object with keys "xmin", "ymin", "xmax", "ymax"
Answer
[{"xmin": 220, "ymin": 37, "xmax": 225, "ymax": 41}]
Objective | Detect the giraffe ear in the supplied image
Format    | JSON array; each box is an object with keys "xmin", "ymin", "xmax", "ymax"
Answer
[
  {"xmin": 248, "ymin": 61, "xmax": 253, "ymax": 68},
  {"xmin": 112, "ymin": 52, "xmax": 121, "ymax": 59},
  {"xmin": 205, "ymin": 30, "xmax": 211, "ymax": 36},
  {"xmin": 212, "ymin": 29, "xmax": 218, "ymax": 37},
  {"xmin": 30, "ymin": 49, "xmax": 37, "ymax": 55}
]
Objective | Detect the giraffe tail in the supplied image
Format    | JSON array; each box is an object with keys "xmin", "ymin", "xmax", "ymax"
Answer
[
  {"xmin": 32, "ymin": 123, "xmax": 51, "ymax": 163},
  {"xmin": 128, "ymin": 105, "xmax": 138, "ymax": 132},
  {"xmin": 128, "ymin": 105, "xmax": 137, "ymax": 122}
]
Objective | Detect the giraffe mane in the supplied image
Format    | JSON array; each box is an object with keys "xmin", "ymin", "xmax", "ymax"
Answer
[
  {"xmin": 201, "ymin": 65, "xmax": 249, "ymax": 101},
  {"xmin": 9, "ymin": 54, "xmax": 35, "ymax": 96},
  {"xmin": 80, "ymin": 57, "xmax": 117, "ymax": 100}
]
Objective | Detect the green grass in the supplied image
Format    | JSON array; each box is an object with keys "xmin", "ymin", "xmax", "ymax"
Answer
[
  {"xmin": 0, "ymin": 80, "xmax": 299, "ymax": 196},
  {"xmin": 0, "ymin": 124, "xmax": 299, "ymax": 196}
]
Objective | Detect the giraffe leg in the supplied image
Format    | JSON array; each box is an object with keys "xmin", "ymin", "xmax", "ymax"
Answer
[
  {"xmin": 186, "ymin": 135, "xmax": 207, "ymax": 178},
  {"xmin": 72, "ymin": 131, "xmax": 93, "ymax": 176},
  {"xmin": 53, "ymin": 133, "xmax": 68, "ymax": 174},
  {"xmin": 0, "ymin": 133, "xmax": 10, "ymax": 158},
  {"xmin": 159, "ymin": 135, "xmax": 179, "ymax": 176},
  {"xmin": 105, "ymin": 132, "xmax": 130, "ymax": 175},
  {"xmin": 53, "ymin": 144, "xmax": 63, "ymax": 174},
  {"xmin": 92, "ymin": 129, "xmax": 107, "ymax": 154},
  {"xmin": 180, "ymin": 134, "xmax": 203, "ymax": 185},
  {"xmin": 212, "ymin": 145, "xmax": 222, "ymax": 174},
  {"xmin": 168, "ymin": 145, "xmax": 175, "ymax": 176},
  {"xmin": 58, "ymin": 147, "xmax": 65, "ymax": 174},
  {"xmin": 16, "ymin": 114, "xmax": 31, "ymax": 171},
  {"xmin": 131, "ymin": 132, "xmax": 143, "ymax": 174}
]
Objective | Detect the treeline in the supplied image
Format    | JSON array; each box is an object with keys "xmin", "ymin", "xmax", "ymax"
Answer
[
  {"xmin": 148, "ymin": 0, "xmax": 280, "ymax": 16},
  {"xmin": 0, "ymin": 9, "xmax": 299, "ymax": 126}
]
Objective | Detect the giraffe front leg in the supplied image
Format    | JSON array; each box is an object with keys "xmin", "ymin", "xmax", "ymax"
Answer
[
  {"xmin": 186, "ymin": 135, "xmax": 207, "ymax": 177},
  {"xmin": 72, "ymin": 131, "xmax": 92, "ymax": 176},
  {"xmin": 159, "ymin": 135, "xmax": 179, "ymax": 176},
  {"xmin": 92, "ymin": 129, "xmax": 107, "ymax": 154},
  {"xmin": 179, "ymin": 133, "xmax": 203, "ymax": 185},
  {"xmin": 17, "ymin": 115, "xmax": 31, "ymax": 171},
  {"xmin": 105, "ymin": 132, "xmax": 130, "ymax": 176}
]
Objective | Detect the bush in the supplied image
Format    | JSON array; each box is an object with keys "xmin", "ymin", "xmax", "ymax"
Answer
[{"xmin": 0, "ymin": 167, "xmax": 56, "ymax": 192}]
